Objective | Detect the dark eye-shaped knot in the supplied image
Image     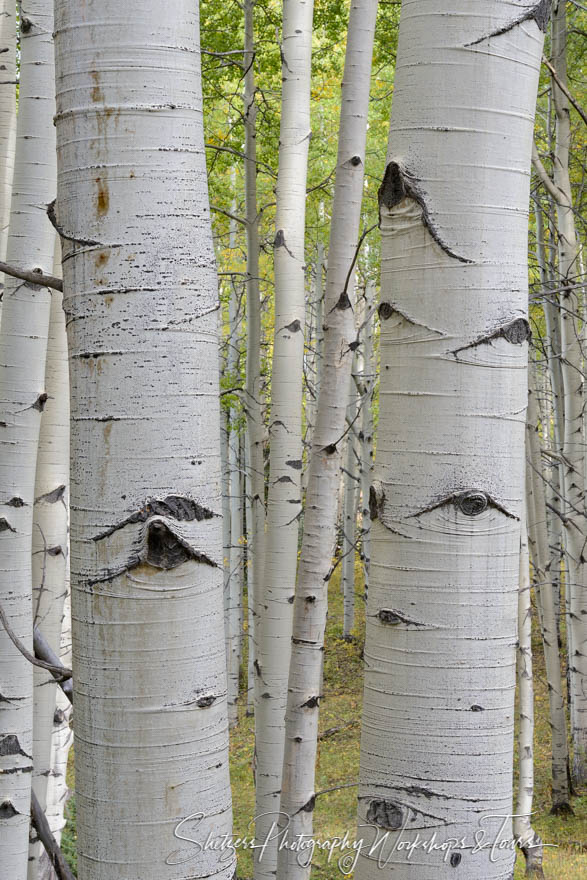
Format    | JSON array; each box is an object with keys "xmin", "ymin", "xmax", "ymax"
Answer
[{"xmin": 458, "ymin": 491, "xmax": 489, "ymax": 516}]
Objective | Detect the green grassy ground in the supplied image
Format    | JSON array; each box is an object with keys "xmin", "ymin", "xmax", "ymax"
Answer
[{"xmin": 62, "ymin": 563, "xmax": 586, "ymax": 878}]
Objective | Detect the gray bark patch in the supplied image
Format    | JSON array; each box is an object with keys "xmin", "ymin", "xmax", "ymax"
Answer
[
  {"xmin": 93, "ymin": 494, "xmax": 216, "ymax": 541},
  {"xmin": 36, "ymin": 484, "xmax": 66, "ymax": 504},
  {"xmin": 7, "ymin": 497, "xmax": 25, "ymax": 507},
  {"xmin": 452, "ymin": 317, "xmax": 531, "ymax": 356},
  {"xmin": 0, "ymin": 734, "xmax": 31, "ymax": 758},
  {"xmin": 0, "ymin": 800, "xmax": 19, "ymax": 818},
  {"xmin": 32, "ymin": 393, "xmax": 48, "ymax": 412},
  {"xmin": 366, "ymin": 799, "xmax": 404, "ymax": 831},
  {"xmin": 466, "ymin": 0, "xmax": 551, "ymax": 45},
  {"xmin": 379, "ymin": 162, "xmax": 472, "ymax": 263}
]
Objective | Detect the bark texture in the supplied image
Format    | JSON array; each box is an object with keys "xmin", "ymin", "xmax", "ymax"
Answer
[
  {"xmin": 0, "ymin": 3, "xmax": 56, "ymax": 876},
  {"xmin": 355, "ymin": 3, "xmax": 545, "ymax": 878},
  {"xmin": 254, "ymin": 1, "xmax": 314, "ymax": 874},
  {"xmin": 29, "ymin": 269, "xmax": 70, "ymax": 880},
  {"xmin": 53, "ymin": 3, "xmax": 234, "ymax": 877},
  {"xmin": 276, "ymin": 4, "xmax": 377, "ymax": 879}
]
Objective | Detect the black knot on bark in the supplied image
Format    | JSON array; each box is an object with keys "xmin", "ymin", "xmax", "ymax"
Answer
[
  {"xmin": 336, "ymin": 291, "xmax": 352, "ymax": 310},
  {"xmin": 378, "ymin": 162, "xmax": 405, "ymax": 211},
  {"xmin": 450, "ymin": 852, "xmax": 462, "ymax": 867},
  {"xmin": 366, "ymin": 799, "xmax": 403, "ymax": 831},
  {"xmin": 470, "ymin": 704, "xmax": 484, "ymax": 712},
  {"xmin": 502, "ymin": 318, "xmax": 531, "ymax": 345},
  {"xmin": 301, "ymin": 795, "xmax": 316, "ymax": 812},
  {"xmin": 458, "ymin": 491, "xmax": 488, "ymax": 517},
  {"xmin": 350, "ymin": 155, "xmax": 362, "ymax": 166},
  {"xmin": 378, "ymin": 302, "xmax": 394, "ymax": 320},
  {"xmin": 196, "ymin": 694, "xmax": 217, "ymax": 708}
]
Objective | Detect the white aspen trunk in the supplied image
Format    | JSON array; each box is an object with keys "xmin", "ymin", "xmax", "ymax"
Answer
[
  {"xmin": 276, "ymin": 5, "xmax": 377, "ymax": 879},
  {"xmin": 245, "ymin": 447, "xmax": 255, "ymax": 716},
  {"xmin": 342, "ymin": 363, "xmax": 360, "ymax": 638},
  {"xmin": 355, "ymin": 4, "xmax": 546, "ymax": 878},
  {"xmin": 534, "ymin": 198, "xmax": 564, "ymax": 638},
  {"xmin": 551, "ymin": 0, "xmax": 586, "ymax": 787},
  {"xmin": 359, "ymin": 281, "xmax": 375, "ymax": 598},
  {"xmin": 253, "ymin": 1, "xmax": 314, "ymax": 874},
  {"xmin": 227, "ymin": 270, "xmax": 243, "ymax": 728},
  {"xmin": 28, "ymin": 255, "xmax": 70, "ymax": 880},
  {"xmin": 526, "ymin": 376, "xmax": 572, "ymax": 812},
  {"xmin": 0, "ymin": 4, "xmax": 56, "ymax": 877},
  {"xmin": 0, "ymin": 0, "xmax": 16, "ymax": 264},
  {"xmin": 38, "ymin": 587, "xmax": 73, "ymax": 880},
  {"xmin": 243, "ymin": 0, "xmax": 266, "ymax": 729},
  {"xmin": 514, "ymin": 500, "xmax": 544, "ymax": 877},
  {"xmin": 53, "ymin": 3, "xmax": 234, "ymax": 878}
]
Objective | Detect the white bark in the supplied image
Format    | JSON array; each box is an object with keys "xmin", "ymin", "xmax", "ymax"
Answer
[
  {"xmin": 243, "ymin": 0, "xmax": 265, "ymax": 725},
  {"xmin": 29, "ymin": 253, "xmax": 70, "ymax": 880},
  {"xmin": 276, "ymin": 4, "xmax": 377, "ymax": 879},
  {"xmin": 526, "ymin": 377, "xmax": 571, "ymax": 813},
  {"xmin": 551, "ymin": 0, "xmax": 586, "ymax": 787},
  {"xmin": 0, "ymin": 4, "xmax": 56, "ymax": 877},
  {"xmin": 38, "ymin": 587, "xmax": 73, "ymax": 880},
  {"xmin": 514, "ymin": 501, "xmax": 544, "ymax": 877},
  {"xmin": 359, "ymin": 281, "xmax": 375, "ymax": 598},
  {"xmin": 53, "ymin": 3, "xmax": 234, "ymax": 877},
  {"xmin": 355, "ymin": 3, "xmax": 545, "ymax": 878},
  {"xmin": 253, "ymin": 1, "xmax": 314, "ymax": 874},
  {"xmin": 342, "ymin": 362, "xmax": 360, "ymax": 639},
  {"xmin": 0, "ymin": 0, "xmax": 16, "ymax": 265},
  {"xmin": 227, "ymin": 256, "xmax": 243, "ymax": 728}
]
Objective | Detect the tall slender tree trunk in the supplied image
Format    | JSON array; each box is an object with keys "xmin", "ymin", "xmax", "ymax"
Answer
[
  {"xmin": 342, "ymin": 361, "xmax": 360, "ymax": 638},
  {"xmin": 243, "ymin": 0, "xmax": 266, "ymax": 729},
  {"xmin": 526, "ymin": 376, "xmax": 572, "ymax": 813},
  {"xmin": 227, "ymin": 272, "xmax": 243, "ymax": 727},
  {"xmin": 514, "ymin": 501, "xmax": 544, "ymax": 878},
  {"xmin": 355, "ymin": 3, "xmax": 546, "ymax": 878},
  {"xmin": 253, "ymin": 2, "xmax": 314, "ymax": 874},
  {"xmin": 53, "ymin": 3, "xmax": 234, "ymax": 878},
  {"xmin": 0, "ymin": 0, "xmax": 15, "ymax": 265},
  {"xmin": 276, "ymin": 4, "xmax": 377, "ymax": 879},
  {"xmin": 551, "ymin": 0, "xmax": 586, "ymax": 787},
  {"xmin": 29, "ymin": 267, "xmax": 70, "ymax": 880},
  {"xmin": 0, "ymin": 4, "xmax": 56, "ymax": 877},
  {"xmin": 359, "ymin": 281, "xmax": 375, "ymax": 598}
]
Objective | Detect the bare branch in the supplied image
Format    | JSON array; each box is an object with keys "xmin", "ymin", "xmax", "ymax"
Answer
[
  {"xmin": 31, "ymin": 791, "xmax": 76, "ymax": 880},
  {"xmin": 0, "ymin": 603, "xmax": 72, "ymax": 680},
  {"xmin": 0, "ymin": 261, "xmax": 63, "ymax": 292}
]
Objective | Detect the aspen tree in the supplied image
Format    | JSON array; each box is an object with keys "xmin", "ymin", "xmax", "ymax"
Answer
[
  {"xmin": 514, "ymin": 502, "xmax": 544, "ymax": 877},
  {"xmin": 243, "ymin": 0, "xmax": 265, "ymax": 726},
  {"xmin": 53, "ymin": 2, "xmax": 234, "ymax": 877},
  {"xmin": 355, "ymin": 3, "xmax": 547, "ymax": 878},
  {"xmin": 253, "ymin": 1, "xmax": 314, "ymax": 873},
  {"xmin": 29, "ymin": 268, "xmax": 70, "ymax": 880},
  {"xmin": 0, "ymin": 0, "xmax": 15, "ymax": 264},
  {"xmin": 276, "ymin": 4, "xmax": 378, "ymax": 878},
  {"xmin": 0, "ymin": 3, "xmax": 56, "ymax": 876}
]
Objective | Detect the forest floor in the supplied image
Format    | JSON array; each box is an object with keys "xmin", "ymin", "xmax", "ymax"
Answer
[{"xmin": 62, "ymin": 564, "xmax": 586, "ymax": 878}]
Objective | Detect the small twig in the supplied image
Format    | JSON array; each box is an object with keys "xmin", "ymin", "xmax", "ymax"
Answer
[
  {"xmin": 318, "ymin": 720, "xmax": 357, "ymax": 741},
  {"xmin": 31, "ymin": 791, "xmax": 76, "ymax": 880},
  {"xmin": 314, "ymin": 781, "xmax": 358, "ymax": 798},
  {"xmin": 340, "ymin": 223, "xmax": 377, "ymax": 305},
  {"xmin": 542, "ymin": 55, "xmax": 587, "ymax": 127},
  {"xmin": 0, "ymin": 260, "xmax": 63, "ymax": 292},
  {"xmin": 0, "ymin": 603, "xmax": 72, "ymax": 680}
]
